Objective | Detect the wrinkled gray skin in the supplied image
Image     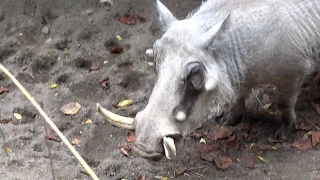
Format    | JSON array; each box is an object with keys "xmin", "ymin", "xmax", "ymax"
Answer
[{"xmin": 133, "ymin": 0, "xmax": 320, "ymax": 160}]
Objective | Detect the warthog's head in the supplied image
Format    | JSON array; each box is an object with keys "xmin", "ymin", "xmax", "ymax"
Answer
[{"xmin": 98, "ymin": 0, "xmax": 235, "ymax": 160}]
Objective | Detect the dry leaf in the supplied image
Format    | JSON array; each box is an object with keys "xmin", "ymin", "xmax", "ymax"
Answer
[
  {"xmin": 85, "ymin": 119, "xmax": 92, "ymax": 124},
  {"xmin": 257, "ymin": 156, "xmax": 269, "ymax": 163},
  {"xmin": 190, "ymin": 131, "xmax": 204, "ymax": 139},
  {"xmin": 60, "ymin": 102, "xmax": 82, "ymax": 115},
  {"xmin": 0, "ymin": 119, "xmax": 10, "ymax": 124},
  {"xmin": 292, "ymin": 138, "xmax": 312, "ymax": 151},
  {"xmin": 72, "ymin": 138, "xmax": 80, "ymax": 146},
  {"xmin": 127, "ymin": 133, "xmax": 136, "ymax": 143},
  {"xmin": 311, "ymin": 131, "xmax": 320, "ymax": 147},
  {"xmin": 117, "ymin": 99, "xmax": 133, "ymax": 108},
  {"xmin": 99, "ymin": 76, "xmax": 109, "ymax": 88},
  {"xmin": 50, "ymin": 83, "xmax": 58, "ymax": 89},
  {"xmin": 226, "ymin": 134, "xmax": 238, "ymax": 151},
  {"xmin": 6, "ymin": 147, "xmax": 13, "ymax": 153},
  {"xmin": 120, "ymin": 14, "xmax": 136, "ymax": 25},
  {"xmin": 208, "ymin": 126, "xmax": 232, "ymax": 140},
  {"xmin": 299, "ymin": 122, "xmax": 314, "ymax": 131},
  {"xmin": 213, "ymin": 157, "xmax": 233, "ymax": 170},
  {"xmin": 202, "ymin": 144, "xmax": 218, "ymax": 152},
  {"xmin": 13, "ymin": 113, "xmax": 22, "ymax": 120},
  {"xmin": 45, "ymin": 131, "xmax": 61, "ymax": 142},
  {"xmin": 89, "ymin": 64, "xmax": 100, "ymax": 72},
  {"xmin": 0, "ymin": 87, "xmax": 9, "ymax": 94},
  {"xmin": 110, "ymin": 46, "xmax": 124, "ymax": 54},
  {"xmin": 137, "ymin": 175, "xmax": 146, "ymax": 180},
  {"xmin": 116, "ymin": 35, "xmax": 122, "ymax": 41}
]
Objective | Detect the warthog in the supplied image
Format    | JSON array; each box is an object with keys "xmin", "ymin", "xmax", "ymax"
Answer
[{"xmin": 97, "ymin": 0, "xmax": 320, "ymax": 160}]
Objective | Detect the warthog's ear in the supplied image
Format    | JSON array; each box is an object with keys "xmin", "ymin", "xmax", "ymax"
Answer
[
  {"xmin": 199, "ymin": 12, "xmax": 231, "ymax": 48},
  {"xmin": 157, "ymin": 0, "xmax": 177, "ymax": 31}
]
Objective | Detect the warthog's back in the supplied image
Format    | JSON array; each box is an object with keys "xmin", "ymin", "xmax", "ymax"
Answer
[{"xmin": 189, "ymin": 0, "xmax": 320, "ymax": 85}]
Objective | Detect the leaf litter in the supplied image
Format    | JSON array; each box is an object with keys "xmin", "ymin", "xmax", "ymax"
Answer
[
  {"xmin": 0, "ymin": 87, "xmax": 9, "ymax": 94},
  {"xmin": 60, "ymin": 102, "xmax": 82, "ymax": 115}
]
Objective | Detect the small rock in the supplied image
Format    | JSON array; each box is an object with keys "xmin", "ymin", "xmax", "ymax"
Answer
[
  {"xmin": 45, "ymin": 38, "xmax": 53, "ymax": 44},
  {"xmin": 81, "ymin": 9, "xmax": 93, "ymax": 16},
  {"xmin": 42, "ymin": 26, "xmax": 50, "ymax": 35},
  {"xmin": 100, "ymin": 0, "xmax": 113, "ymax": 6},
  {"xmin": 0, "ymin": 11, "xmax": 4, "ymax": 22}
]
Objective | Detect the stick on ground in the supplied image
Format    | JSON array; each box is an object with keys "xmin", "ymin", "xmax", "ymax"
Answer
[{"xmin": 0, "ymin": 63, "xmax": 99, "ymax": 180}]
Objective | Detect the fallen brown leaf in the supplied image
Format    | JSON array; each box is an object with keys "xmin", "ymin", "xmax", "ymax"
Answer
[
  {"xmin": 99, "ymin": 76, "xmax": 109, "ymax": 88},
  {"xmin": 72, "ymin": 138, "xmax": 80, "ymax": 146},
  {"xmin": 311, "ymin": 131, "xmax": 320, "ymax": 147},
  {"xmin": 0, "ymin": 119, "xmax": 10, "ymax": 124},
  {"xmin": 45, "ymin": 131, "xmax": 61, "ymax": 142},
  {"xmin": 299, "ymin": 122, "xmax": 314, "ymax": 131},
  {"xmin": 213, "ymin": 157, "xmax": 233, "ymax": 170},
  {"xmin": 190, "ymin": 131, "xmax": 204, "ymax": 139},
  {"xmin": 237, "ymin": 155, "xmax": 255, "ymax": 170},
  {"xmin": 110, "ymin": 46, "xmax": 123, "ymax": 54},
  {"xmin": 120, "ymin": 14, "xmax": 136, "ymax": 25},
  {"xmin": 292, "ymin": 137, "xmax": 312, "ymax": 151},
  {"xmin": 60, "ymin": 102, "xmax": 82, "ymax": 115},
  {"xmin": 208, "ymin": 126, "xmax": 232, "ymax": 140},
  {"xmin": 137, "ymin": 175, "xmax": 146, "ymax": 180},
  {"xmin": 226, "ymin": 134, "xmax": 238, "ymax": 151},
  {"xmin": 199, "ymin": 143, "xmax": 218, "ymax": 153},
  {"xmin": 127, "ymin": 133, "xmax": 136, "ymax": 143},
  {"xmin": 0, "ymin": 87, "xmax": 9, "ymax": 94},
  {"xmin": 89, "ymin": 64, "xmax": 100, "ymax": 72}
]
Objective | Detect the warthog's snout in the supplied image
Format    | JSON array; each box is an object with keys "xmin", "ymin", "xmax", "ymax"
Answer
[{"xmin": 97, "ymin": 103, "xmax": 181, "ymax": 160}]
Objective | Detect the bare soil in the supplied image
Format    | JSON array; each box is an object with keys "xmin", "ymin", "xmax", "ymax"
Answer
[{"xmin": 1, "ymin": 0, "xmax": 320, "ymax": 179}]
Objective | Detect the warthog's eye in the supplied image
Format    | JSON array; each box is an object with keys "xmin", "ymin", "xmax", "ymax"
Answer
[{"xmin": 186, "ymin": 62, "xmax": 205, "ymax": 91}]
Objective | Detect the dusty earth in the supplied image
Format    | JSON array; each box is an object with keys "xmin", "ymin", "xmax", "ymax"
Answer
[{"xmin": 1, "ymin": 0, "xmax": 320, "ymax": 179}]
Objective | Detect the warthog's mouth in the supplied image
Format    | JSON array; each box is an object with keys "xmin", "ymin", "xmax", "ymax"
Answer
[
  {"xmin": 96, "ymin": 103, "xmax": 178, "ymax": 160},
  {"xmin": 131, "ymin": 144, "xmax": 163, "ymax": 161}
]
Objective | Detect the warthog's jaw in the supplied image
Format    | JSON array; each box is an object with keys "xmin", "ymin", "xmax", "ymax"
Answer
[{"xmin": 97, "ymin": 103, "xmax": 178, "ymax": 160}]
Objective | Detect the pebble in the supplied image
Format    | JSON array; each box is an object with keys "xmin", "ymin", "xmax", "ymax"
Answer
[
  {"xmin": 45, "ymin": 38, "xmax": 53, "ymax": 43},
  {"xmin": 81, "ymin": 9, "xmax": 93, "ymax": 16},
  {"xmin": 42, "ymin": 26, "xmax": 50, "ymax": 35},
  {"xmin": 100, "ymin": 0, "xmax": 113, "ymax": 6}
]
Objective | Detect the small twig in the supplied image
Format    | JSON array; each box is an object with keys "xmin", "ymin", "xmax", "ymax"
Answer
[
  {"xmin": 298, "ymin": 113, "xmax": 320, "ymax": 131},
  {"xmin": 252, "ymin": 88, "xmax": 264, "ymax": 108},
  {"xmin": 191, "ymin": 172, "xmax": 206, "ymax": 178},
  {"xmin": 0, "ymin": 63, "xmax": 99, "ymax": 180},
  {"xmin": 186, "ymin": 165, "xmax": 208, "ymax": 171}
]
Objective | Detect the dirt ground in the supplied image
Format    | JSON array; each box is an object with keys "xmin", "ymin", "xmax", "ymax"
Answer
[{"xmin": 1, "ymin": 0, "xmax": 320, "ymax": 179}]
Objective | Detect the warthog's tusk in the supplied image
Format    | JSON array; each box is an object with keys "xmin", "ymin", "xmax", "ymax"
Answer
[
  {"xmin": 163, "ymin": 137, "xmax": 176, "ymax": 160},
  {"xmin": 96, "ymin": 103, "xmax": 135, "ymax": 130}
]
